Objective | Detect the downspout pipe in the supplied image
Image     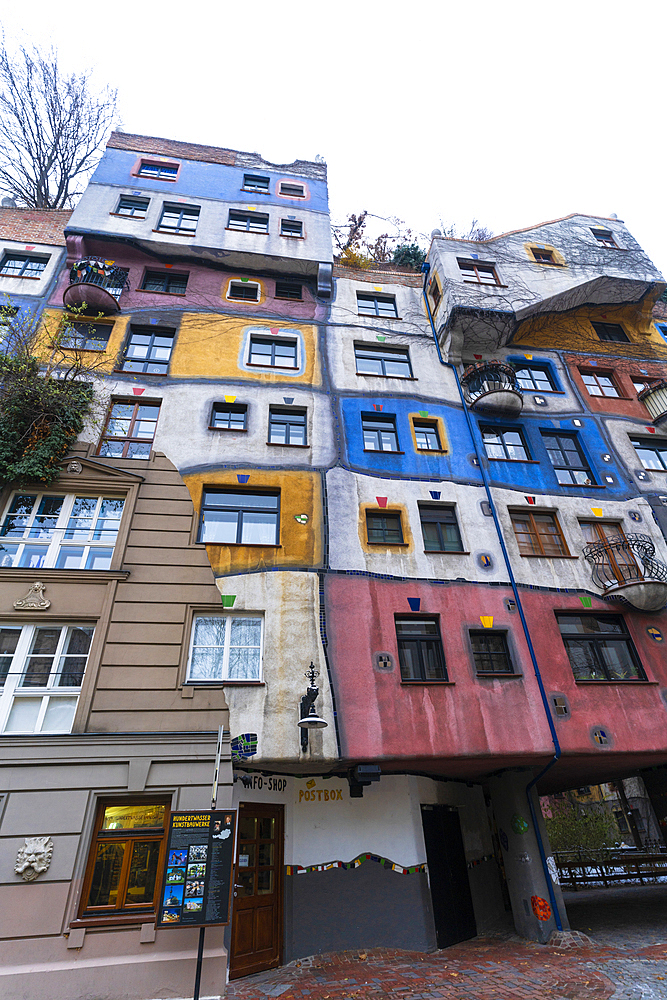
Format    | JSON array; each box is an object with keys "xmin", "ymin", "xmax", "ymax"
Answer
[{"xmin": 421, "ymin": 262, "xmax": 563, "ymax": 930}]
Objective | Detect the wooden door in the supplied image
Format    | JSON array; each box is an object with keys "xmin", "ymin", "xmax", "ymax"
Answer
[
  {"xmin": 229, "ymin": 803, "xmax": 283, "ymax": 979},
  {"xmin": 421, "ymin": 805, "xmax": 477, "ymax": 949}
]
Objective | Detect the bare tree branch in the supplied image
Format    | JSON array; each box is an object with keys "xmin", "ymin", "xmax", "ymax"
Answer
[{"xmin": 0, "ymin": 42, "xmax": 119, "ymax": 208}]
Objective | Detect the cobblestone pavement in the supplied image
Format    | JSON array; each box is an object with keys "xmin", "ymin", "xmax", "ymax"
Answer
[{"xmin": 226, "ymin": 885, "xmax": 667, "ymax": 1000}]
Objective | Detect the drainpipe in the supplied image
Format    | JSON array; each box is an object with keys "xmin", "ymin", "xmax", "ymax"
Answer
[{"xmin": 421, "ymin": 262, "xmax": 563, "ymax": 929}]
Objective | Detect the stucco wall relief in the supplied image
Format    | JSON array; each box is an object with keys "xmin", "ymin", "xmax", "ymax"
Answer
[
  {"xmin": 14, "ymin": 581, "xmax": 50, "ymax": 611},
  {"xmin": 15, "ymin": 836, "xmax": 53, "ymax": 881}
]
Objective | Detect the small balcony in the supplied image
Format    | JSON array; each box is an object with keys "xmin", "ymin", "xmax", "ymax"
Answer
[
  {"xmin": 638, "ymin": 380, "xmax": 667, "ymax": 427},
  {"xmin": 460, "ymin": 361, "xmax": 523, "ymax": 416},
  {"xmin": 583, "ymin": 533, "xmax": 667, "ymax": 612},
  {"xmin": 63, "ymin": 258, "xmax": 128, "ymax": 315}
]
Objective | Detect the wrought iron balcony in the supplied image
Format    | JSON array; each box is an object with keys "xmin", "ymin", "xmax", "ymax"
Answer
[
  {"xmin": 638, "ymin": 380, "xmax": 667, "ymax": 427},
  {"xmin": 62, "ymin": 258, "xmax": 128, "ymax": 315},
  {"xmin": 583, "ymin": 533, "xmax": 667, "ymax": 611},
  {"xmin": 460, "ymin": 360, "xmax": 523, "ymax": 416}
]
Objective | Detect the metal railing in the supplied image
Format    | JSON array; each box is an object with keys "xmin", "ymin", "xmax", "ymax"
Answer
[
  {"xmin": 554, "ymin": 847, "xmax": 667, "ymax": 890},
  {"xmin": 68, "ymin": 258, "xmax": 129, "ymax": 300},
  {"xmin": 460, "ymin": 360, "xmax": 523, "ymax": 406},
  {"xmin": 583, "ymin": 533, "xmax": 667, "ymax": 591}
]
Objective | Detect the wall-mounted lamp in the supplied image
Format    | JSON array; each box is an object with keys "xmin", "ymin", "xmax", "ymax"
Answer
[{"xmin": 297, "ymin": 662, "xmax": 328, "ymax": 752}]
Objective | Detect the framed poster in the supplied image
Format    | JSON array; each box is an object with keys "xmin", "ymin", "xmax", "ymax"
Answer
[{"xmin": 157, "ymin": 810, "xmax": 237, "ymax": 927}]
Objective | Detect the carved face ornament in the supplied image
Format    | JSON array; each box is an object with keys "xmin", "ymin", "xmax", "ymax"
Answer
[{"xmin": 15, "ymin": 836, "xmax": 53, "ymax": 881}]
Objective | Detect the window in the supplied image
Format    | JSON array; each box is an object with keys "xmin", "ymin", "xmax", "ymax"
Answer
[
  {"xmin": 187, "ymin": 614, "xmax": 263, "ymax": 682},
  {"xmin": 631, "ymin": 437, "xmax": 667, "ymax": 471},
  {"xmin": 116, "ymin": 196, "xmax": 149, "ymax": 217},
  {"xmin": 592, "ymin": 321, "xmax": 629, "ymax": 343},
  {"xmin": 419, "ymin": 505, "xmax": 463, "ymax": 552},
  {"xmin": 356, "ymin": 293, "xmax": 398, "ymax": 318},
  {"xmin": 0, "ymin": 493, "xmax": 125, "ymax": 570},
  {"xmin": 656, "ymin": 323, "xmax": 667, "ymax": 345},
  {"xmin": 366, "ymin": 510, "xmax": 403, "ymax": 544},
  {"xmin": 268, "ymin": 407, "xmax": 307, "ymax": 445},
  {"xmin": 137, "ymin": 161, "xmax": 178, "ymax": 180},
  {"xmin": 482, "ymin": 426, "xmax": 530, "ymax": 461},
  {"xmin": 395, "ymin": 618, "xmax": 447, "ymax": 681},
  {"xmin": 157, "ymin": 204, "xmax": 199, "ymax": 235},
  {"xmin": 511, "ymin": 363, "xmax": 557, "ymax": 392},
  {"xmin": 141, "ymin": 271, "xmax": 188, "ymax": 294},
  {"xmin": 632, "ymin": 379, "xmax": 650, "ymax": 395},
  {"xmin": 228, "ymin": 210, "xmax": 269, "ymax": 233},
  {"xmin": 280, "ymin": 219, "xmax": 303, "ymax": 237},
  {"xmin": 362, "ymin": 413, "xmax": 399, "ymax": 451},
  {"xmin": 591, "ymin": 229, "xmax": 618, "ymax": 248},
  {"xmin": 532, "ymin": 249, "xmax": 557, "ymax": 264},
  {"xmin": 248, "ymin": 334, "xmax": 297, "ymax": 368},
  {"xmin": 227, "ymin": 280, "xmax": 260, "ymax": 301},
  {"xmin": 60, "ymin": 322, "xmax": 111, "ymax": 351},
  {"xmin": 242, "ymin": 174, "xmax": 270, "ymax": 192},
  {"xmin": 542, "ymin": 432, "xmax": 595, "ymax": 485},
  {"xmin": 0, "ymin": 254, "xmax": 49, "ymax": 278},
  {"xmin": 580, "ymin": 370, "xmax": 620, "ymax": 397},
  {"xmin": 354, "ymin": 344, "xmax": 411, "ymax": 377},
  {"xmin": 457, "ymin": 259, "xmax": 500, "ymax": 285},
  {"xmin": 413, "ymin": 421, "xmax": 441, "ymax": 451},
  {"xmin": 580, "ymin": 521, "xmax": 640, "ymax": 585},
  {"xmin": 556, "ymin": 614, "xmax": 646, "ymax": 681},
  {"xmin": 510, "ymin": 510, "xmax": 569, "ymax": 557},
  {"xmin": 199, "ymin": 490, "xmax": 279, "ymax": 545},
  {"xmin": 210, "ymin": 402, "xmax": 247, "ymax": 431},
  {"xmin": 79, "ymin": 800, "xmax": 169, "ymax": 919},
  {"xmin": 279, "ymin": 182, "xmax": 305, "ymax": 198},
  {"xmin": 275, "ymin": 280, "xmax": 302, "ymax": 300},
  {"xmin": 121, "ymin": 326, "xmax": 175, "ymax": 375},
  {"xmin": 0, "ymin": 624, "xmax": 94, "ymax": 733},
  {"xmin": 99, "ymin": 401, "xmax": 160, "ymax": 459},
  {"xmin": 469, "ymin": 631, "xmax": 514, "ymax": 674},
  {"xmin": 429, "ymin": 278, "xmax": 441, "ymax": 312}
]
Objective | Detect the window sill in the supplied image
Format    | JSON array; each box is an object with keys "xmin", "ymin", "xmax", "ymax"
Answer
[
  {"xmin": 49, "ymin": 343, "xmax": 108, "ymax": 353},
  {"xmin": 114, "ymin": 369, "xmax": 168, "ymax": 377},
  {"xmin": 200, "ymin": 542, "xmax": 282, "ymax": 548},
  {"xmin": 209, "ymin": 426, "xmax": 248, "ymax": 432},
  {"xmin": 400, "ymin": 680, "xmax": 455, "ymax": 685},
  {"xmin": 152, "ymin": 229, "xmax": 196, "ymax": 237},
  {"xmin": 574, "ymin": 679, "xmax": 656, "ymax": 685},
  {"xmin": 476, "ymin": 672, "xmax": 523, "ymax": 679},
  {"xmin": 517, "ymin": 553, "xmax": 579, "ymax": 559},
  {"xmin": 0, "ymin": 274, "xmax": 42, "ymax": 280},
  {"xmin": 275, "ymin": 296, "xmax": 304, "ymax": 302},
  {"xmin": 280, "ymin": 234, "xmax": 305, "ymax": 240},
  {"xmin": 71, "ymin": 912, "xmax": 156, "ymax": 928},
  {"xmin": 0, "ymin": 567, "xmax": 129, "ymax": 582},
  {"xmin": 227, "ymin": 297, "xmax": 260, "ymax": 304},
  {"xmin": 462, "ymin": 281, "xmax": 509, "ymax": 288},
  {"xmin": 357, "ymin": 314, "xmax": 402, "ymax": 320},
  {"xmin": 367, "ymin": 541, "xmax": 409, "ymax": 547},
  {"xmin": 355, "ymin": 373, "xmax": 417, "ymax": 380},
  {"xmin": 135, "ymin": 288, "xmax": 187, "ymax": 297},
  {"xmin": 109, "ymin": 212, "xmax": 146, "ymax": 220},
  {"xmin": 266, "ymin": 441, "xmax": 310, "ymax": 448},
  {"xmin": 246, "ymin": 362, "xmax": 298, "ymax": 371},
  {"xmin": 226, "ymin": 227, "xmax": 269, "ymax": 235},
  {"xmin": 363, "ymin": 449, "xmax": 405, "ymax": 455},
  {"xmin": 423, "ymin": 549, "xmax": 470, "ymax": 555},
  {"xmin": 184, "ymin": 680, "xmax": 265, "ymax": 687},
  {"xmin": 488, "ymin": 458, "xmax": 540, "ymax": 464},
  {"xmin": 416, "ymin": 448, "xmax": 447, "ymax": 454},
  {"xmin": 241, "ymin": 188, "xmax": 270, "ymax": 194}
]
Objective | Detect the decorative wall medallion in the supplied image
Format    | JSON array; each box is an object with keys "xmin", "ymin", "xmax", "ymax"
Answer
[
  {"xmin": 504, "ymin": 598, "xmax": 517, "ymax": 613},
  {"xmin": 602, "ymin": 454, "xmax": 611, "ymax": 463},
  {"xmin": 15, "ymin": 836, "xmax": 53, "ymax": 881},
  {"xmin": 629, "ymin": 511, "xmax": 642, "ymax": 522},
  {"xmin": 478, "ymin": 553, "xmax": 494, "ymax": 570},
  {"xmin": 531, "ymin": 895, "xmax": 552, "ymax": 921},
  {"xmin": 407, "ymin": 597, "xmax": 421, "ymax": 612},
  {"xmin": 294, "ymin": 514, "xmax": 309, "ymax": 524},
  {"xmin": 511, "ymin": 814, "xmax": 529, "ymax": 835},
  {"xmin": 579, "ymin": 595, "xmax": 592, "ymax": 608},
  {"xmin": 14, "ymin": 582, "xmax": 50, "ymax": 611},
  {"xmin": 534, "ymin": 396, "xmax": 547, "ymax": 406},
  {"xmin": 591, "ymin": 726, "xmax": 612, "ymax": 747},
  {"xmin": 636, "ymin": 471, "xmax": 649, "ymax": 481},
  {"xmin": 374, "ymin": 652, "xmax": 394, "ymax": 672},
  {"xmin": 66, "ymin": 461, "xmax": 82, "ymax": 474},
  {"xmin": 220, "ymin": 595, "xmax": 236, "ymax": 607},
  {"xmin": 480, "ymin": 501, "xmax": 492, "ymax": 517},
  {"xmin": 648, "ymin": 627, "xmax": 664, "ymax": 643},
  {"xmin": 480, "ymin": 615, "xmax": 494, "ymax": 628},
  {"xmin": 525, "ymin": 496, "xmax": 536, "ymax": 505},
  {"xmin": 430, "ymin": 491, "xmax": 441, "ymax": 500},
  {"xmin": 517, "ymin": 852, "xmax": 531, "ymax": 864}
]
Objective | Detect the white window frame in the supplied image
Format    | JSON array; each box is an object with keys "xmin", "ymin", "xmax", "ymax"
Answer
[
  {"xmin": 226, "ymin": 279, "xmax": 261, "ymax": 302},
  {"xmin": 185, "ymin": 613, "xmax": 264, "ymax": 683},
  {"xmin": 0, "ymin": 623, "xmax": 95, "ymax": 733},
  {"xmin": 0, "ymin": 492, "xmax": 126, "ymax": 571}
]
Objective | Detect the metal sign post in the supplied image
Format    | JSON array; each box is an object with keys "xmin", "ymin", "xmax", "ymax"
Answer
[{"xmin": 193, "ymin": 724, "xmax": 226, "ymax": 1000}]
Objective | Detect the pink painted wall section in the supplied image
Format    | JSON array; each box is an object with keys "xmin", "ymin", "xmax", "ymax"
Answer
[
  {"xmin": 50, "ymin": 238, "xmax": 324, "ymax": 321},
  {"xmin": 324, "ymin": 576, "xmax": 667, "ymax": 771}
]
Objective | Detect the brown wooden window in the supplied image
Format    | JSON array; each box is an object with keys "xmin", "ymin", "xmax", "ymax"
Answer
[
  {"xmin": 532, "ymin": 249, "xmax": 557, "ymax": 264},
  {"xmin": 457, "ymin": 259, "xmax": 500, "ymax": 285},
  {"xmin": 98, "ymin": 401, "xmax": 160, "ymax": 459},
  {"xmin": 429, "ymin": 278, "xmax": 442, "ymax": 311},
  {"xmin": 591, "ymin": 229, "xmax": 618, "ymax": 248},
  {"xmin": 78, "ymin": 800, "xmax": 169, "ymax": 921},
  {"xmin": 579, "ymin": 370, "xmax": 620, "ymax": 398},
  {"xmin": 580, "ymin": 521, "xmax": 641, "ymax": 585},
  {"xmin": 510, "ymin": 510, "xmax": 570, "ymax": 557}
]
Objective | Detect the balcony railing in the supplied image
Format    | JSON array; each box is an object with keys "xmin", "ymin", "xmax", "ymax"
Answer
[
  {"xmin": 583, "ymin": 533, "xmax": 667, "ymax": 611},
  {"xmin": 63, "ymin": 258, "xmax": 129, "ymax": 315},
  {"xmin": 460, "ymin": 360, "xmax": 523, "ymax": 416},
  {"xmin": 638, "ymin": 380, "xmax": 667, "ymax": 426}
]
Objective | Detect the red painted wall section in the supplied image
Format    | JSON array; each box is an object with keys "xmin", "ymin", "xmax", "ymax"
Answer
[{"xmin": 324, "ymin": 576, "xmax": 667, "ymax": 774}]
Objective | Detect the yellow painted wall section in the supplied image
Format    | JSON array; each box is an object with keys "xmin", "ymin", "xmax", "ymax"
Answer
[
  {"xmin": 36, "ymin": 310, "xmax": 129, "ymax": 371},
  {"xmin": 169, "ymin": 313, "xmax": 321, "ymax": 384},
  {"xmin": 512, "ymin": 299, "xmax": 667, "ymax": 359},
  {"xmin": 182, "ymin": 469, "xmax": 323, "ymax": 574}
]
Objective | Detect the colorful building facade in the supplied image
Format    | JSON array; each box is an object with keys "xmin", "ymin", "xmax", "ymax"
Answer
[{"xmin": 1, "ymin": 136, "xmax": 667, "ymax": 1000}]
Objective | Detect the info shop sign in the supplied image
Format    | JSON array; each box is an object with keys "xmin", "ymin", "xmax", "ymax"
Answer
[{"xmin": 157, "ymin": 811, "xmax": 237, "ymax": 928}]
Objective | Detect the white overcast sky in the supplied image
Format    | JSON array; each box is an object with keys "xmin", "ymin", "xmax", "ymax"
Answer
[{"xmin": 2, "ymin": 1, "xmax": 666, "ymax": 273}]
